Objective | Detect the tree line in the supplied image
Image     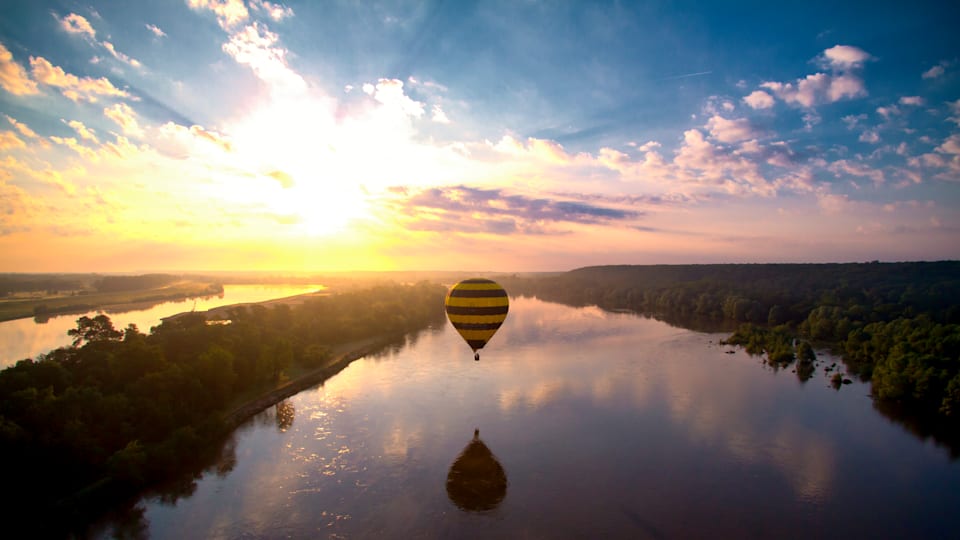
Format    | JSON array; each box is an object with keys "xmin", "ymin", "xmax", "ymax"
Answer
[
  {"xmin": 0, "ymin": 281, "xmax": 447, "ymax": 536},
  {"xmin": 500, "ymin": 262, "xmax": 960, "ymax": 418}
]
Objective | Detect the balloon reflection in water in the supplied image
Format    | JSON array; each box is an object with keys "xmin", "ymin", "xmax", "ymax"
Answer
[{"xmin": 446, "ymin": 429, "xmax": 508, "ymax": 512}]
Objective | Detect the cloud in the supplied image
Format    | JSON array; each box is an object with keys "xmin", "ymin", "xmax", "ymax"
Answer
[
  {"xmin": 102, "ymin": 42, "xmax": 142, "ymax": 69},
  {"xmin": 188, "ymin": 0, "xmax": 249, "ymax": 30},
  {"xmin": 50, "ymin": 135, "xmax": 99, "ymax": 161},
  {"xmin": 364, "ymin": 78, "xmax": 424, "ymax": 118},
  {"xmin": 250, "ymin": 0, "xmax": 294, "ymax": 21},
  {"xmin": 158, "ymin": 121, "xmax": 233, "ymax": 154},
  {"xmin": 673, "ymin": 129, "xmax": 773, "ymax": 195},
  {"xmin": 932, "ymin": 135, "xmax": 960, "ymax": 179},
  {"xmin": 937, "ymin": 134, "xmax": 960, "ymax": 155},
  {"xmin": 59, "ymin": 13, "xmax": 96, "ymax": 39},
  {"xmin": 431, "ymin": 105, "xmax": 450, "ymax": 124},
  {"xmin": 265, "ymin": 170, "xmax": 294, "ymax": 188},
  {"xmin": 385, "ymin": 185, "xmax": 639, "ymax": 235},
  {"xmin": 755, "ymin": 46, "xmax": 869, "ymax": 110},
  {"xmin": 222, "ymin": 22, "xmax": 306, "ymax": 94},
  {"xmin": 0, "ymin": 42, "xmax": 39, "ymax": 95},
  {"xmin": 826, "ymin": 74, "xmax": 866, "ymax": 102},
  {"xmin": 948, "ymin": 99, "xmax": 960, "ymax": 127},
  {"xmin": 705, "ymin": 115, "xmax": 759, "ymax": 143},
  {"xmin": 0, "ymin": 131, "xmax": 26, "ymax": 150},
  {"xmin": 876, "ymin": 105, "xmax": 900, "ymax": 119},
  {"xmin": 103, "ymin": 103, "xmax": 144, "ymax": 137},
  {"xmin": 898, "ymin": 96, "xmax": 924, "ymax": 106},
  {"xmin": 816, "ymin": 192, "xmax": 850, "ymax": 214},
  {"xmin": 30, "ymin": 56, "xmax": 130, "ymax": 102},
  {"xmin": 858, "ymin": 130, "xmax": 880, "ymax": 144},
  {"xmin": 65, "ymin": 119, "xmax": 99, "ymax": 143},
  {"xmin": 743, "ymin": 90, "xmax": 774, "ymax": 109},
  {"xmin": 760, "ymin": 72, "xmax": 865, "ymax": 108},
  {"xmin": 819, "ymin": 45, "xmax": 871, "ymax": 70},
  {"xmin": 145, "ymin": 24, "xmax": 166, "ymax": 38},
  {"xmin": 922, "ymin": 62, "xmax": 947, "ymax": 79},
  {"xmin": 842, "ymin": 114, "xmax": 867, "ymax": 129},
  {"xmin": 761, "ymin": 74, "xmax": 827, "ymax": 108},
  {"xmin": 829, "ymin": 159, "xmax": 884, "ymax": 185},
  {"xmin": 5, "ymin": 115, "xmax": 39, "ymax": 139}
]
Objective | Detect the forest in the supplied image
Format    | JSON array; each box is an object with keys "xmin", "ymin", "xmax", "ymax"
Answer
[
  {"xmin": 0, "ymin": 281, "xmax": 446, "ymax": 535},
  {"xmin": 500, "ymin": 262, "xmax": 960, "ymax": 419}
]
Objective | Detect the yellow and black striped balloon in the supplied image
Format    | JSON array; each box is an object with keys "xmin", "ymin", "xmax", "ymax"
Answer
[{"xmin": 445, "ymin": 278, "xmax": 509, "ymax": 358}]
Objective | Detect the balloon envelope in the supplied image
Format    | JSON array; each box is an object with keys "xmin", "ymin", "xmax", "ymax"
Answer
[{"xmin": 445, "ymin": 278, "xmax": 509, "ymax": 353}]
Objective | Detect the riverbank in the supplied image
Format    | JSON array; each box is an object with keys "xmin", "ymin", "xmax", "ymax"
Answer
[{"xmin": 221, "ymin": 334, "xmax": 401, "ymax": 430}]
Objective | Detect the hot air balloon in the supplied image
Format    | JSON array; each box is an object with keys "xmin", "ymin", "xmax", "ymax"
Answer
[{"xmin": 445, "ymin": 278, "xmax": 509, "ymax": 361}]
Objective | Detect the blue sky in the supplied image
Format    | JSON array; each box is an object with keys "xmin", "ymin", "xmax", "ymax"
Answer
[{"xmin": 0, "ymin": 0, "xmax": 958, "ymax": 271}]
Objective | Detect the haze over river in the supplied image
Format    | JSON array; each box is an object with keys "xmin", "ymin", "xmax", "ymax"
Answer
[
  {"xmin": 0, "ymin": 284, "xmax": 324, "ymax": 368},
  {"xmin": 98, "ymin": 296, "xmax": 960, "ymax": 539}
]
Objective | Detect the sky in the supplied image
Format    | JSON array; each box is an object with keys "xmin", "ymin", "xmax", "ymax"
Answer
[{"xmin": 0, "ymin": 0, "xmax": 958, "ymax": 272}]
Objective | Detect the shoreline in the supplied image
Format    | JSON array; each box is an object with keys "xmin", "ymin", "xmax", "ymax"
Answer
[{"xmin": 221, "ymin": 334, "xmax": 401, "ymax": 430}]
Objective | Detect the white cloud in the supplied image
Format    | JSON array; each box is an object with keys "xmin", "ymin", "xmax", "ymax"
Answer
[
  {"xmin": 188, "ymin": 0, "xmax": 249, "ymax": 30},
  {"xmin": 898, "ymin": 96, "xmax": 924, "ymax": 106},
  {"xmin": 30, "ymin": 56, "xmax": 129, "ymax": 102},
  {"xmin": 250, "ymin": 0, "xmax": 294, "ymax": 21},
  {"xmin": 103, "ymin": 103, "xmax": 144, "ymax": 137},
  {"xmin": 858, "ymin": 130, "xmax": 880, "ymax": 144},
  {"xmin": 145, "ymin": 24, "xmax": 166, "ymax": 38},
  {"xmin": 5, "ymin": 115, "xmax": 39, "ymax": 139},
  {"xmin": 367, "ymin": 78, "xmax": 425, "ymax": 118},
  {"xmin": 50, "ymin": 135, "xmax": 99, "ymax": 161},
  {"xmin": 816, "ymin": 192, "xmax": 850, "ymax": 214},
  {"xmin": 705, "ymin": 115, "xmax": 758, "ymax": 143},
  {"xmin": 948, "ymin": 99, "xmax": 960, "ymax": 127},
  {"xmin": 431, "ymin": 105, "xmax": 450, "ymax": 124},
  {"xmin": 922, "ymin": 63, "xmax": 946, "ymax": 79},
  {"xmin": 637, "ymin": 141, "xmax": 661, "ymax": 152},
  {"xmin": 102, "ymin": 41, "xmax": 142, "ymax": 69},
  {"xmin": 743, "ymin": 90, "xmax": 774, "ymax": 109},
  {"xmin": 0, "ymin": 130, "xmax": 26, "ymax": 150},
  {"xmin": 842, "ymin": 114, "xmax": 866, "ymax": 130},
  {"xmin": 158, "ymin": 121, "xmax": 233, "ymax": 155},
  {"xmin": 826, "ymin": 74, "xmax": 866, "ymax": 102},
  {"xmin": 59, "ymin": 13, "xmax": 96, "ymax": 39},
  {"xmin": 937, "ymin": 134, "xmax": 960, "ymax": 155},
  {"xmin": 801, "ymin": 111, "xmax": 821, "ymax": 131},
  {"xmin": 0, "ymin": 42, "xmax": 39, "ymax": 95},
  {"xmin": 876, "ymin": 105, "xmax": 900, "ymax": 119},
  {"xmin": 222, "ymin": 22, "xmax": 306, "ymax": 94},
  {"xmin": 761, "ymin": 73, "xmax": 828, "ymax": 108},
  {"xmin": 820, "ymin": 45, "xmax": 871, "ymax": 70},
  {"xmin": 65, "ymin": 119, "xmax": 99, "ymax": 143},
  {"xmin": 829, "ymin": 159, "xmax": 884, "ymax": 185}
]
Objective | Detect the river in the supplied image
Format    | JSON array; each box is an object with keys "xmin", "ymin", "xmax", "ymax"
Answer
[
  {"xmin": 0, "ymin": 284, "xmax": 324, "ymax": 368},
  {"xmin": 97, "ymin": 296, "xmax": 960, "ymax": 539}
]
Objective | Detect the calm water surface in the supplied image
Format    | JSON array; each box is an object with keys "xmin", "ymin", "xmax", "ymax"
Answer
[
  {"xmin": 0, "ymin": 284, "xmax": 323, "ymax": 368},
  {"xmin": 105, "ymin": 297, "xmax": 959, "ymax": 539}
]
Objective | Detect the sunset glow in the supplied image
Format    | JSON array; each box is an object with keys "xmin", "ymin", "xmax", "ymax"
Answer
[{"xmin": 1, "ymin": 1, "xmax": 958, "ymax": 271}]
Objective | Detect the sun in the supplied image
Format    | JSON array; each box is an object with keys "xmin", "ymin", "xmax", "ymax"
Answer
[{"xmin": 283, "ymin": 178, "xmax": 370, "ymax": 236}]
